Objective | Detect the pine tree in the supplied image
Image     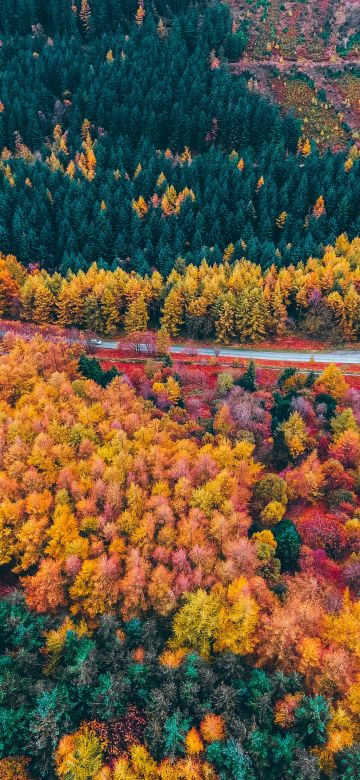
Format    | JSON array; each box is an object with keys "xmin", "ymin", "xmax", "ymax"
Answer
[{"xmin": 238, "ymin": 360, "xmax": 257, "ymax": 392}]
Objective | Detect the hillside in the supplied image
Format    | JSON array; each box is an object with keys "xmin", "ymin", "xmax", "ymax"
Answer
[
  {"xmin": 228, "ymin": 0, "xmax": 360, "ymax": 150},
  {"xmin": 0, "ymin": 0, "xmax": 358, "ymax": 277},
  {"xmin": 0, "ymin": 3, "xmax": 359, "ymax": 780}
]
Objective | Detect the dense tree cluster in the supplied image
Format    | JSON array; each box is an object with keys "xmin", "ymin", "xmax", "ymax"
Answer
[
  {"xmin": 1, "ymin": 2, "xmax": 360, "ymax": 779},
  {"xmin": 0, "ymin": 335, "xmax": 359, "ymax": 777},
  {"xmin": 0, "ymin": 235, "xmax": 360, "ymax": 342},
  {"xmin": 0, "ymin": 1, "xmax": 358, "ymax": 275}
]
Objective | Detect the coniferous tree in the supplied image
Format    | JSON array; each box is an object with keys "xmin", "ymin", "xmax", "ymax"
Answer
[{"xmin": 238, "ymin": 360, "xmax": 257, "ymax": 392}]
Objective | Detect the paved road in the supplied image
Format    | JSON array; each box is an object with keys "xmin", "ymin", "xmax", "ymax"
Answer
[
  {"xmin": 2, "ymin": 328, "xmax": 359, "ymax": 365},
  {"xmin": 95, "ymin": 339, "xmax": 360, "ymax": 365},
  {"xmin": 92, "ymin": 340, "xmax": 118, "ymax": 349},
  {"xmin": 170, "ymin": 346, "xmax": 360, "ymax": 364}
]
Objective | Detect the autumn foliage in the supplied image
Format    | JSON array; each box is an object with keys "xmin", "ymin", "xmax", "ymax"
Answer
[
  {"xmin": 0, "ymin": 333, "xmax": 359, "ymax": 778},
  {"xmin": 0, "ymin": 235, "xmax": 359, "ymax": 343},
  {"xmin": 0, "ymin": 1, "xmax": 359, "ymax": 777}
]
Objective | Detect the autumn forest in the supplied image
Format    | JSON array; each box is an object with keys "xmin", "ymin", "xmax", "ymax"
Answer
[{"xmin": 0, "ymin": 1, "xmax": 359, "ymax": 779}]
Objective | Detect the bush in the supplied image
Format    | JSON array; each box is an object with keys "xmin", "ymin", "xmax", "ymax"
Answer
[{"xmin": 78, "ymin": 354, "xmax": 119, "ymax": 387}]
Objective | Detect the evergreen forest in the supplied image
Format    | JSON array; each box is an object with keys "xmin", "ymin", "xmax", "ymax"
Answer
[{"xmin": 0, "ymin": 0, "xmax": 358, "ymax": 276}]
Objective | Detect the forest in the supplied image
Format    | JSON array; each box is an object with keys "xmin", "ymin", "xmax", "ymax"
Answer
[
  {"xmin": 0, "ymin": 0, "xmax": 359, "ymax": 275},
  {"xmin": 0, "ymin": 1, "xmax": 360, "ymax": 779},
  {"xmin": 0, "ymin": 334, "xmax": 360, "ymax": 778},
  {"xmin": 0, "ymin": 235, "xmax": 360, "ymax": 343}
]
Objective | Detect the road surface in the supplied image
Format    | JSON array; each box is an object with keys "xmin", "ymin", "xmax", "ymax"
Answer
[
  {"xmin": 96, "ymin": 340, "xmax": 360, "ymax": 365},
  {"xmin": 2, "ymin": 328, "xmax": 359, "ymax": 365},
  {"xmin": 171, "ymin": 346, "xmax": 360, "ymax": 364}
]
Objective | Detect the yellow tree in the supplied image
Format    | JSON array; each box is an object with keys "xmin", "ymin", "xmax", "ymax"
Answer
[
  {"xmin": 214, "ymin": 577, "xmax": 259, "ymax": 655},
  {"xmin": 132, "ymin": 196, "xmax": 148, "ymax": 219},
  {"xmin": 299, "ymin": 137, "xmax": 311, "ymax": 156},
  {"xmin": 215, "ymin": 293, "xmax": 235, "ymax": 343},
  {"xmin": 271, "ymin": 281, "xmax": 288, "ymax": 335},
  {"xmin": 213, "ymin": 404, "xmax": 234, "ymax": 437},
  {"xmin": 170, "ymin": 589, "xmax": 221, "ymax": 659},
  {"xmin": 20, "ymin": 275, "xmax": 39, "ymax": 320},
  {"xmin": 234, "ymin": 285, "xmax": 269, "ymax": 342},
  {"xmin": 124, "ymin": 296, "xmax": 149, "ymax": 334},
  {"xmin": 313, "ymin": 195, "xmax": 326, "ymax": 218},
  {"xmin": 55, "ymin": 726, "xmax": 104, "ymax": 780},
  {"xmin": 325, "ymin": 588, "xmax": 360, "ymax": 658},
  {"xmin": 185, "ymin": 728, "xmax": 204, "ymax": 756},
  {"xmin": 314, "ymin": 364, "xmax": 349, "ymax": 402},
  {"xmin": 326, "ymin": 291, "xmax": 346, "ymax": 335},
  {"xmin": 176, "ymin": 187, "xmax": 195, "ymax": 213},
  {"xmin": 66, "ymin": 159, "xmax": 76, "ymax": 178},
  {"xmin": 157, "ymin": 326, "xmax": 171, "ymax": 354},
  {"xmin": 161, "ymin": 286, "xmax": 184, "ymax": 336},
  {"xmin": 83, "ymin": 293, "xmax": 103, "ymax": 333},
  {"xmin": 343, "ymin": 285, "xmax": 360, "ymax": 341},
  {"xmin": 161, "ymin": 185, "xmax": 178, "ymax": 216},
  {"xmin": 165, "ymin": 376, "xmax": 182, "ymax": 404},
  {"xmin": 45, "ymin": 503, "xmax": 87, "ymax": 563},
  {"xmin": 281, "ymin": 411, "xmax": 308, "ymax": 459},
  {"xmin": 70, "ymin": 558, "xmax": 120, "ymax": 621},
  {"xmin": 100, "ymin": 288, "xmax": 120, "ymax": 335},
  {"xmin": 76, "ymin": 131, "xmax": 96, "ymax": 181},
  {"xmin": 260, "ymin": 501, "xmax": 286, "ymax": 528},
  {"xmin": 223, "ymin": 243, "xmax": 235, "ymax": 262},
  {"xmin": 334, "ymin": 233, "xmax": 350, "ymax": 256},
  {"xmin": 0, "ymin": 265, "xmax": 20, "ymax": 317},
  {"xmin": 33, "ymin": 284, "xmax": 56, "ymax": 324},
  {"xmin": 57, "ymin": 280, "xmax": 85, "ymax": 328}
]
